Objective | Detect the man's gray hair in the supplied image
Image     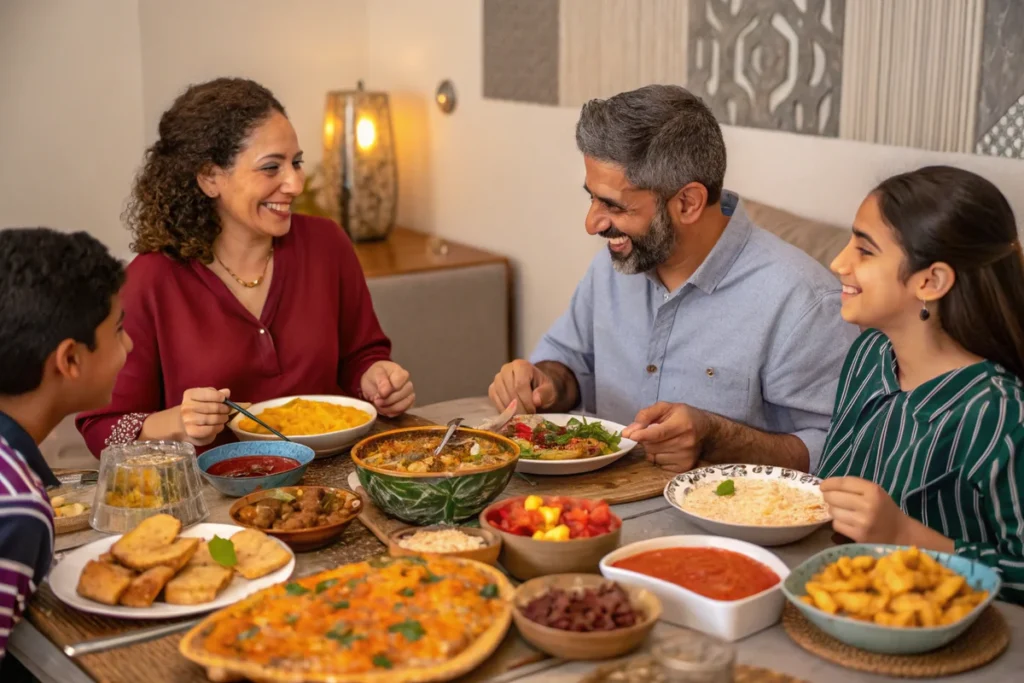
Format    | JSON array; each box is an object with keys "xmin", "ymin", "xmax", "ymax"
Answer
[{"xmin": 575, "ymin": 85, "xmax": 726, "ymax": 204}]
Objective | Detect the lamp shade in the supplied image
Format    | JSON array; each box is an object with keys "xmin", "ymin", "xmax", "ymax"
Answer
[{"xmin": 321, "ymin": 82, "xmax": 398, "ymax": 242}]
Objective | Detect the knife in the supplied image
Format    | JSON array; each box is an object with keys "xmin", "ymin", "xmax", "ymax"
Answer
[{"xmin": 63, "ymin": 618, "xmax": 202, "ymax": 657}]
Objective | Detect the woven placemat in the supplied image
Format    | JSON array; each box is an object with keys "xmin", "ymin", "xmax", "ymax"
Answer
[{"xmin": 782, "ymin": 602, "xmax": 1009, "ymax": 678}]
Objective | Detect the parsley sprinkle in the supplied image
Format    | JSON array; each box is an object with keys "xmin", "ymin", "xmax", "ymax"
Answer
[
  {"xmin": 346, "ymin": 577, "xmax": 366, "ymax": 589},
  {"xmin": 397, "ymin": 587, "xmax": 415, "ymax": 597},
  {"xmin": 284, "ymin": 614, "xmax": 299, "ymax": 625},
  {"xmin": 388, "ymin": 619, "xmax": 426, "ymax": 642},
  {"xmin": 419, "ymin": 570, "xmax": 443, "ymax": 584},
  {"xmin": 479, "ymin": 583, "xmax": 499, "ymax": 599},
  {"xmin": 372, "ymin": 654, "xmax": 393, "ymax": 669},
  {"xmin": 316, "ymin": 579, "xmax": 339, "ymax": 594},
  {"xmin": 326, "ymin": 627, "xmax": 365, "ymax": 648},
  {"xmin": 330, "ymin": 600, "xmax": 350, "ymax": 610},
  {"xmin": 285, "ymin": 582, "xmax": 310, "ymax": 596},
  {"xmin": 237, "ymin": 627, "xmax": 259, "ymax": 641}
]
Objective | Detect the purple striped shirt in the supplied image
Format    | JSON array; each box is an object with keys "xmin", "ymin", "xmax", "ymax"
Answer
[{"xmin": 0, "ymin": 412, "xmax": 57, "ymax": 665}]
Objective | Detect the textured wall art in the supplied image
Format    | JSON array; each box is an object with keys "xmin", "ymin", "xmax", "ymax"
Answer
[{"xmin": 482, "ymin": 0, "xmax": 1023, "ymax": 160}]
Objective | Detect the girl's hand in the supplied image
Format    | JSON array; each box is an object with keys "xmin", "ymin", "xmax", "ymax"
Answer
[
  {"xmin": 820, "ymin": 476, "xmax": 908, "ymax": 544},
  {"xmin": 360, "ymin": 361, "xmax": 415, "ymax": 417}
]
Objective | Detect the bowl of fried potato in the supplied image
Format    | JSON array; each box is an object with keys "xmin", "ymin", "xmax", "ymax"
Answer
[
  {"xmin": 227, "ymin": 395, "xmax": 377, "ymax": 457},
  {"xmin": 783, "ymin": 545, "xmax": 1000, "ymax": 654}
]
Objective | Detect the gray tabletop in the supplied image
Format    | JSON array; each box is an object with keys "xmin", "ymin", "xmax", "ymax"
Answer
[{"xmin": 10, "ymin": 475, "xmax": 1023, "ymax": 682}]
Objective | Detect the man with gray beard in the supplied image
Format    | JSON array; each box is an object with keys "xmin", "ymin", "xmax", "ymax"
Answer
[{"xmin": 489, "ymin": 85, "xmax": 858, "ymax": 473}]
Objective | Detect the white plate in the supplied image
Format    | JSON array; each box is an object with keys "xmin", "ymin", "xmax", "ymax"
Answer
[
  {"xmin": 507, "ymin": 414, "xmax": 636, "ymax": 475},
  {"xmin": 48, "ymin": 523, "xmax": 295, "ymax": 619},
  {"xmin": 664, "ymin": 464, "xmax": 831, "ymax": 546},
  {"xmin": 600, "ymin": 534, "xmax": 790, "ymax": 642},
  {"xmin": 228, "ymin": 394, "xmax": 377, "ymax": 456}
]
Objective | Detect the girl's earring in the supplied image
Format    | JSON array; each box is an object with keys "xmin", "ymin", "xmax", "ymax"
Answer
[{"xmin": 919, "ymin": 300, "xmax": 931, "ymax": 321}]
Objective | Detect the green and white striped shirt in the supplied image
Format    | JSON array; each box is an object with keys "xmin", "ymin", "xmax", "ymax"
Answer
[{"xmin": 818, "ymin": 330, "xmax": 1024, "ymax": 604}]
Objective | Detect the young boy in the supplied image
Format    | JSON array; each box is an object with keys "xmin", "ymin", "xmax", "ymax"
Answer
[{"xmin": 0, "ymin": 228, "xmax": 130, "ymax": 671}]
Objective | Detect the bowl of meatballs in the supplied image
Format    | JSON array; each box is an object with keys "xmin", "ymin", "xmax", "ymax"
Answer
[{"xmin": 228, "ymin": 486, "xmax": 362, "ymax": 552}]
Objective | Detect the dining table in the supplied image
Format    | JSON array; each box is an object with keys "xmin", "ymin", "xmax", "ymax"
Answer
[{"xmin": 9, "ymin": 403, "xmax": 1024, "ymax": 683}]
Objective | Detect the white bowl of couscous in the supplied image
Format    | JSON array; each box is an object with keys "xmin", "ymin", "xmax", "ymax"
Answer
[
  {"xmin": 664, "ymin": 464, "xmax": 832, "ymax": 546},
  {"xmin": 228, "ymin": 394, "xmax": 377, "ymax": 457}
]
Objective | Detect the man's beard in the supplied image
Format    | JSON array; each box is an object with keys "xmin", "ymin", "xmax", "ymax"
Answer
[{"xmin": 603, "ymin": 201, "xmax": 676, "ymax": 275}]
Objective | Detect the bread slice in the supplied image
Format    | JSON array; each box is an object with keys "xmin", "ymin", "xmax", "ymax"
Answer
[
  {"xmin": 164, "ymin": 565, "xmax": 234, "ymax": 605},
  {"xmin": 119, "ymin": 566, "xmax": 176, "ymax": 607},
  {"xmin": 76, "ymin": 560, "xmax": 136, "ymax": 605},
  {"xmin": 231, "ymin": 529, "xmax": 291, "ymax": 580}
]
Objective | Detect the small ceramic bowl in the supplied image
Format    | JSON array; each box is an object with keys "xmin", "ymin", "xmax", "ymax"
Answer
[
  {"xmin": 479, "ymin": 496, "xmax": 622, "ymax": 581},
  {"xmin": 228, "ymin": 486, "xmax": 361, "ymax": 552},
  {"xmin": 783, "ymin": 543, "xmax": 1002, "ymax": 654},
  {"xmin": 512, "ymin": 573, "xmax": 661, "ymax": 660},
  {"xmin": 387, "ymin": 526, "xmax": 502, "ymax": 566},
  {"xmin": 197, "ymin": 442, "xmax": 315, "ymax": 497}
]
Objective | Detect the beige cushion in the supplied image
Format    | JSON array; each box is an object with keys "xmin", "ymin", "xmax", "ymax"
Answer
[{"xmin": 743, "ymin": 199, "xmax": 849, "ymax": 270}]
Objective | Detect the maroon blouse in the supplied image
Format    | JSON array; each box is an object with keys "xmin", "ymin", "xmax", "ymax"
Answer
[{"xmin": 76, "ymin": 215, "xmax": 391, "ymax": 456}]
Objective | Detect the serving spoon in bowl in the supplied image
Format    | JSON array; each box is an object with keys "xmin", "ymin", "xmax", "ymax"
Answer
[{"xmin": 405, "ymin": 417, "xmax": 464, "ymax": 464}]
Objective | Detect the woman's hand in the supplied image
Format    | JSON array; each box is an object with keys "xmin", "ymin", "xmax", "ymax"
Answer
[
  {"xmin": 178, "ymin": 387, "xmax": 232, "ymax": 445},
  {"xmin": 360, "ymin": 361, "xmax": 415, "ymax": 417},
  {"xmin": 820, "ymin": 476, "xmax": 910, "ymax": 544}
]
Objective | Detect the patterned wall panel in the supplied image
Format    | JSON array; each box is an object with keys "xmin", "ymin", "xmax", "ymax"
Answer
[
  {"xmin": 482, "ymin": 0, "xmax": 560, "ymax": 105},
  {"xmin": 479, "ymin": 0, "xmax": 1023, "ymax": 161},
  {"xmin": 839, "ymin": 0, "xmax": 984, "ymax": 154},
  {"xmin": 559, "ymin": 0, "xmax": 689, "ymax": 107},
  {"xmin": 687, "ymin": 0, "xmax": 845, "ymax": 136},
  {"xmin": 975, "ymin": 0, "xmax": 1024, "ymax": 159}
]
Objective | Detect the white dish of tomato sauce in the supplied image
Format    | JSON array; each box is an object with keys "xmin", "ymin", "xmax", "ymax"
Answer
[{"xmin": 599, "ymin": 535, "xmax": 789, "ymax": 642}]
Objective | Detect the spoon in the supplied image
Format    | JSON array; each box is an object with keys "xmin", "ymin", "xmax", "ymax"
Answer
[
  {"xmin": 224, "ymin": 398, "xmax": 293, "ymax": 442},
  {"xmin": 432, "ymin": 417, "xmax": 464, "ymax": 457}
]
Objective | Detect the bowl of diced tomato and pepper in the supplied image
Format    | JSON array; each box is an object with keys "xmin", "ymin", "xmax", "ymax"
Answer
[{"xmin": 480, "ymin": 495, "xmax": 622, "ymax": 580}]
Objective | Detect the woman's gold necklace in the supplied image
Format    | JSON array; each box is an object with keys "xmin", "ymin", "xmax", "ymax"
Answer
[{"xmin": 215, "ymin": 247, "xmax": 274, "ymax": 288}]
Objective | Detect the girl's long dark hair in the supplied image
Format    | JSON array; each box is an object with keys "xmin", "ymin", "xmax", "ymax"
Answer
[{"xmin": 874, "ymin": 165, "xmax": 1024, "ymax": 379}]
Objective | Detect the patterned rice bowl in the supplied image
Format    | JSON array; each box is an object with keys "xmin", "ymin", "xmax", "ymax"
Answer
[
  {"xmin": 664, "ymin": 464, "xmax": 832, "ymax": 546},
  {"xmin": 351, "ymin": 427, "xmax": 520, "ymax": 525}
]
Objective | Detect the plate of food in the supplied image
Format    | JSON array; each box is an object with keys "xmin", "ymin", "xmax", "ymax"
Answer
[
  {"xmin": 664, "ymin": 464, "xmax": 831, "ymax": 546},
  {"xmin": 228, "ymin": 395, "xmax": 377, "ymax": 457},
  {"xmin": 179, "ymin": 554, "xmax": 514, "ymax": 683},
  {"xmin": 783, "ymin": 544, "xmax": 1000, "ymax": 653},
  {"xmin": 48, "ymin": 514, "xmax": 295, "ymax": 619},
  {"xmin": 500, "ymin": 414, "xmax": 636, "ymax": 475}
]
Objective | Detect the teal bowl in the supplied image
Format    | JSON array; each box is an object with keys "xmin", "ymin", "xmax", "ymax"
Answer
[
  {"xmin": 350, "ymin": 427, "xmax": 519, "ymax": 525},
  {"xmin": 197, "ymin": 441, "xmax": 315, "ymax": 497},
  {"xmin": 782, "ymin": 543, "xmax": 1001, "ymax": 654}
]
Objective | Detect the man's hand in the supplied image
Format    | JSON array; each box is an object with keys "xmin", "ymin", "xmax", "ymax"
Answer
[
  {"xmin": 623, "ymin": 402, "xmax": 713, "ymax": 473},
  {"xmin": 488, "ymin": 360, "xmax": 557, "ymax": 414}
]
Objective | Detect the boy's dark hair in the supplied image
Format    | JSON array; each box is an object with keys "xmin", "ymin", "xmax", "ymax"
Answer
[{"xmin": 0, "ymin": 228, "xmax": 126, "ymax": 395}]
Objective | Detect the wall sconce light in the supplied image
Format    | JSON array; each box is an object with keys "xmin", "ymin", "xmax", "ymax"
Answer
[
  {"xmin": 436, "ymin": 80, "xmax": 457, "ymax": 114},
  {"xmin": 320, "ymin": 81, "xmax": 398, "ymax": 242}
]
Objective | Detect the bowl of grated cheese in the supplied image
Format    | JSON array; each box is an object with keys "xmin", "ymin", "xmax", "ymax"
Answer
[
  {"xmin": 664, "ymin": 464, "xmax": 832, "ymax": 546},
  {"xmin": 387, "ymin": 526, "xmax": 502, "ymax": 566}
]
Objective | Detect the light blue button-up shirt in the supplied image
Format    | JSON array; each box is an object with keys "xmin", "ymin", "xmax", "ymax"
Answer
[{"xmin": 530, "ymin": 192, "xmax": 859, "ymax": 470}]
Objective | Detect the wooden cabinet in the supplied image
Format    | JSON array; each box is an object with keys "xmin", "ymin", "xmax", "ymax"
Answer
[{"xmin": 353, "ymin": 228, "xmax": 512, "ymax": 406}]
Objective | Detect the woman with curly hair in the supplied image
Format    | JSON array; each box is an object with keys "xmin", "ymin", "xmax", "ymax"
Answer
[{"xmin": 76, "ymin": 77, "xmax": 414, "ymax": 455}]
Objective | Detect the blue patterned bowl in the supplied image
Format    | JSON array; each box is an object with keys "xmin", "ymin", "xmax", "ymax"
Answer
[
  {"xmin": 783, "ymin": 543, "xmax": 1001, "ymax": 654},
  {"xmin": 351, "ymin": 427, "xmax": 519, "ymax": 525},
  {"xmin": 197, "ymin": 441, "xmax": 315, "ymax": 497}
]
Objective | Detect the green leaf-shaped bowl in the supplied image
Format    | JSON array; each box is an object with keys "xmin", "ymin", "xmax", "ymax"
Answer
[{"xmin": 351, "ymin": 427, "xmax": 520, "ymax": 525}]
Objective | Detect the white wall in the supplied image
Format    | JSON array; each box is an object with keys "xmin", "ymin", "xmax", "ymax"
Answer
[
  {"xmin": 0, "ymin": 0, "xmax": 145, "ymax": 259},
  {"xmin": 366, "ymin": 0, "xmax": 1024, "ymax": 357},
  {"xmin": 137, "ymin": 0, "xmax": 368, "ymax": 165}
]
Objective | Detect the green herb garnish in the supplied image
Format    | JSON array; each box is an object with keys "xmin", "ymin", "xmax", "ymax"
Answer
[
  {"xmin": 372, "ymin": 654, "xmax": 393, "ymax": 669},
  {"xmin": 285, "ymin": 582, "xmax": 311, "ymax": 596},
  {"xmin": 419, "ymin": 570, "xmax": 443, "ymax": 584},
  {"xmin": 330, "ymin": 599, "xmax": 350, "ymax": 610},
  {"xmin": 479, "ymin": 583, "xmax": 499, "ymax": 599},
  {"xmin": 267, "ymin": 489, "xmax": 296, "ymax": 502},
  {"xmin": 326, "ymin": 625, "xmax": 365, "ymax": 648},
  {"xmin": 368, "ymin": 556, "xmax": 394, "ymax": 569},
  {"xmin": 237, "ymin": 626, "xmax": 259, "ymax": 641},
  {"xmin": 388, "ymin": 618, "xmax": 425, "ymax": 642},
  {"xmin": 346, "ymin": 577, "xmax": 366, "ymax": 589},
  {"xmin": 715, "ymin": 479, "xmax": 736, "ymax": 496},
  {"xmin": 208, "ymin": 536, "xmax": 237, "ymax": 568},
  {"xmin": 316, "ymin": 578, "xmax": 339, "ymax": 594},
  {"xmin": 284, "ymin": 614, "xmax": 299, "ymax": 625},
  {"xmin": 397, "ymin": 587, "xmax": 416, "ymax": 597},
  {"xmin": 400, "ymin": 555, "xmax": 426, "ymax": 565}
]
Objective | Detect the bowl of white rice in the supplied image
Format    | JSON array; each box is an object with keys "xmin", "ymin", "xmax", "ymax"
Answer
[{"xmin": 663, "ymin": 465, "xmax": 831, "ymax": 546}]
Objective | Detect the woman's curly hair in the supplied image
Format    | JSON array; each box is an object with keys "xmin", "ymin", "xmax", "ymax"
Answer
[{"xmin": 125, "ymin": 77, "xmax": 286, "ymax": 263}]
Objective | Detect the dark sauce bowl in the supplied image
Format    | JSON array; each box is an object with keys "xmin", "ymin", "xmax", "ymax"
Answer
[{"xmin": 197, "ymin": 442, "xmax": 315, "ymax": 497}]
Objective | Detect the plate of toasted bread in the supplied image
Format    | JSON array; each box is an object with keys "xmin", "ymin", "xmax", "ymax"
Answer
[{"xmin": 48, "ymin": 513, "xmax": 295, "ymax": 618}]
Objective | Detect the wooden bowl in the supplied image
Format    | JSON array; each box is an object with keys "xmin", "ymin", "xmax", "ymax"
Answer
[
  {"xmin": 228, "ymin": 486, "xmax": 361, "ymax": 552},
  {"xmin": 512, "ymin": 573, "xmax": 661, "ymax": 660},
  {"xmin": 387, "ymin": 526, "xmax": 502, "ymax": 566},
  {"xmin": 479, "ymin": 496, "xmax": 622, "ymax": 581}
]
